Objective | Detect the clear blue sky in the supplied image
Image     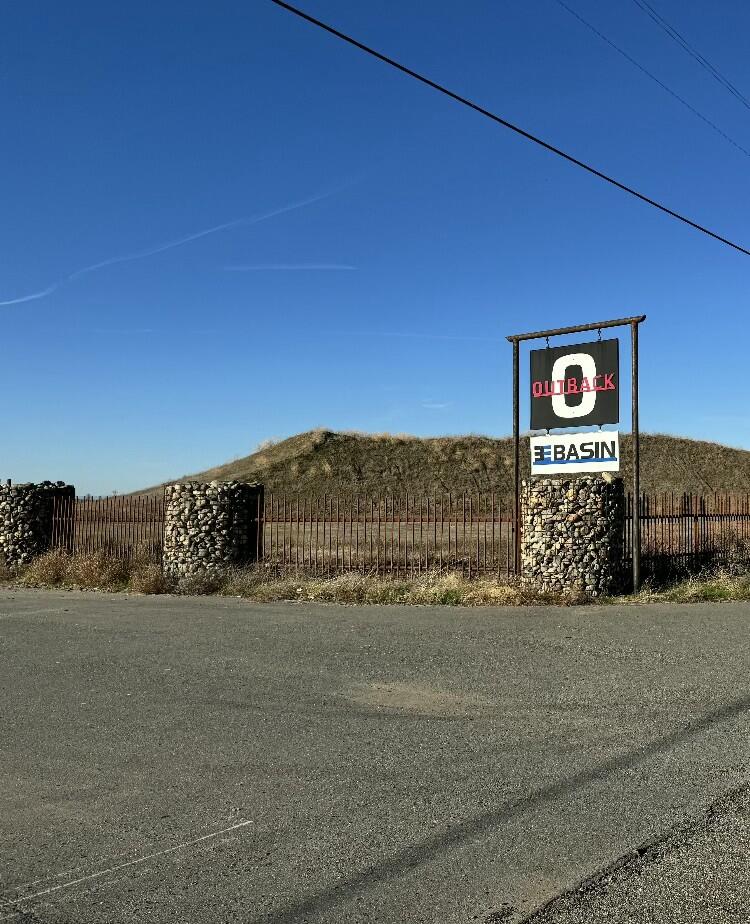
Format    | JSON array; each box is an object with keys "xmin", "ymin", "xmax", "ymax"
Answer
[{"xmin": 2, "ymin": 1, "xmax": 749, "ymax": 494}]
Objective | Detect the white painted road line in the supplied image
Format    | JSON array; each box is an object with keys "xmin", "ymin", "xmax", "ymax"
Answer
[{"xmin": 0, "ymin": 819, "xmax": 254, "ymax": 918}]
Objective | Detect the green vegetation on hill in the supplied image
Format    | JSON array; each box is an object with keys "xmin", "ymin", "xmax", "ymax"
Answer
[{"xmin": 141, "ymin": 429, "xmax": 750, "ymax": 499}]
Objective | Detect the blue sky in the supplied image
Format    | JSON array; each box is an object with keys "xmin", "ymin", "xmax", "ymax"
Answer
[{"xmin": 2, "ymin": 1, "xmax": 749, "ymax": 494}]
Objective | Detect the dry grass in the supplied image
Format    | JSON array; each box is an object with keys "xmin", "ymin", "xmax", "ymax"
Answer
[
  {"xmin": 7, "ymin": 552, "xmax": 750, "ymax": 605},
  {"xmin": 6, "ymin": 552, "xmax": 583, "ymax": 604},
  {"xmin": 20, "ymin": 550, "xmax": 169, "ymax": 594},
  {"xmin": 21, "ymin": 549, "xmax": 71, "ymax": 585},
  {"xmin": 129, "ymin": 563, "xmax": 172, "ymax": 595},
  {"xmin": 620, "ymin": 571, "xmax": 750, "ymax": 604},
  {"xmin": 173, "ymin": 571, "xmax": 226, "ymax": 596},
  {"xmin": 219, "ymin": 569, "xmax": 586, "ymax": 606}
]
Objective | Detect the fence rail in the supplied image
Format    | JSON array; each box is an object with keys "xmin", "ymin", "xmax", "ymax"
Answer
[
  {"xmin": 48, "ymin": 490, "xmax": 750, "ymax": 579},
  {"xmin": 51, "ymin": 495, "xmax": 165, "ymax": 562}
]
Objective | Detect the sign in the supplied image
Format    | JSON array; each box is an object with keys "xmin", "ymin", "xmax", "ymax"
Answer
[
  {"xmin": 530, "ymin": 338, "xmax": 619, "ymax": 430},
  {"xmin": 530, "ymin": 431, "xmax": 620, "ymax": 476}
]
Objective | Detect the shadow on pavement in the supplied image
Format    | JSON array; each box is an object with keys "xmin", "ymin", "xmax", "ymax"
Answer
[{"xmin": 254, "ymin": 694, "xmax": 750, "ymax": 923}]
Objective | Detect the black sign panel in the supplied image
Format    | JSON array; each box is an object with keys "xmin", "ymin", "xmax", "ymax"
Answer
[{"xmin": 530, "ymin": 338, "xmax": 619, "ymax": 430}]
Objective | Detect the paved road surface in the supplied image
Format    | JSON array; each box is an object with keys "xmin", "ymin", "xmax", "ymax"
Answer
[{"xmin": 0, "ymin": 589, "xmax": 748, "ymax": 923}]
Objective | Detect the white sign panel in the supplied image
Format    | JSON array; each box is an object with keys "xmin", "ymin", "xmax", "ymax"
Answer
[{"xmin": 530, "ymin": 431, "xmax": 620, "ymax": 476}]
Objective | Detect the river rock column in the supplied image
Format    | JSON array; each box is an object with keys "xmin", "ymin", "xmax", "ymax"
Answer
[
  {"xmin": 162, "ymin": 481, "xmax": 264, "ymax": 579},
  {"xmin": 0, "ymin": 482, "xmax": 75, "ymax": 567},
  {"xmin": 521, "ymin": 476, "xmax": 625, "ymax": 596}
]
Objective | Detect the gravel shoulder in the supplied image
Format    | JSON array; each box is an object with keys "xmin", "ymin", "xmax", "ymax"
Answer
[{"xmin": 524, "ymin": 785, "xmax": 750, "ymax": 923}]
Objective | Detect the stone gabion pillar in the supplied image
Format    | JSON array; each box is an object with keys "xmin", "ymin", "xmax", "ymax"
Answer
[
  {"xmin": 162, "ymin": 481, "xmax": 264, "ymax": 579},
  {"xmin": 0, "ymin": 482, "xmax": 75, "ymax": 567},
  {"xmin": 521, "ymin": 476, "xmax": 625, "ymax": 596}
]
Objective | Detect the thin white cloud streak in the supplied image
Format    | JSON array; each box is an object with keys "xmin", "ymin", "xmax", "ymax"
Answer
[
  {"xmin": 422, "ymin": 401, "xmax": 453, "ymax": 410},
  {"xmin": 223, "ymin": 263, "xmax": 356, "ymax": 271},
  {"xmin": 91, "ymin": 328, "xmax": 219, "ymax": 334},
  {"xmin": 0, "ymin": 189, "xmax": 340, "ymax": 307},
  {"xmin": 334, "ymin": 330, "xmax": 503, "ymax": 343}
]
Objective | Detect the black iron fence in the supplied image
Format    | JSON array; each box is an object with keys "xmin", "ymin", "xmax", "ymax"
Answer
[
  {"xmin": 48, "ymin": 490, "xmax": 750, "ymax": 580},
  {"xmin": 631, "ymin": 493, "xmax": 750, "ymax": 580},
  {"xmin": 260, "ymin": 493, "xmax": 514, "ymax": 577},
  {"xmin": 51, "ymin": 495, "xmax": 165, "ymax": 562}
]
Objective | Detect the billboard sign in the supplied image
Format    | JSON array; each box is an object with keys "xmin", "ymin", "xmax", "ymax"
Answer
[
  {"xmin": 530, "ymin": 431, "xmax": 620, "ymax": 476},
  {"xmin": 530, "ymin": 338, "xmax": 619, "ymax": 430}
]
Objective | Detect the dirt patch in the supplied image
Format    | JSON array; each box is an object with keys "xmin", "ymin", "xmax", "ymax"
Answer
[{"xmin": 350, "ymin": 681, "xmax": 493, "ymax": 717}]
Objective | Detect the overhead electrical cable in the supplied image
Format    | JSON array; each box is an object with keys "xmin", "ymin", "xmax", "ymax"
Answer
[
  {"xmin": 555, "ymin": 0, "xmax": 750, "ymax": 159},
  {"xmin": 631, "ymin": 0, "xmax": 750, "ymax": 111},
  {"xmin": 269, "ymin": 0, "xmax": 750, "ymax": 258}
]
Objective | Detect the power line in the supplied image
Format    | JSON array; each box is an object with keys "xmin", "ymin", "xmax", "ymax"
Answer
[
  {"xmin": 555, "ymin": 0, "xmax": 750, "ymax": 159},
  {"xmin": 269, "ymin": 0, "xmax": 750, "ymax": 258},
  {"xmin": 631, "ymin": 0, "xmax": 750, "ymax": 111}
]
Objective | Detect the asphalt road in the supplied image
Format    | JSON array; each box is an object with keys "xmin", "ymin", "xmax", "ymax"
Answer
[{"xmin": 0, "ymin": 589, "xmax": 748, "ymax": 923}]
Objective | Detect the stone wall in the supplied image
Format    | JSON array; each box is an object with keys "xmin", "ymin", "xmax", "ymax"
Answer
[
  {"xmin": 0, "ymin": 482, "xmax": 75, "ymax": 567},
  {"xmin": 521, "ymin": 476, "xmax": 625, "ymax": 596},
  {"xmin": 163, "ymin": 481, "xmax": 264, "ymax": 578}
]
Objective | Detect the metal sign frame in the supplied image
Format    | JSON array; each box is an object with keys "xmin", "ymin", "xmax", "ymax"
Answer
[{"xmin": 506, "ymin": 315, "xmax": 646, "ymax": 592}]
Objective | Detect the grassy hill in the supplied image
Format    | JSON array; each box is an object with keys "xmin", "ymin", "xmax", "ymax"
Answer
[{"xmin": 140, "ymin": 430, "xmax": 750, "ymax": 499}]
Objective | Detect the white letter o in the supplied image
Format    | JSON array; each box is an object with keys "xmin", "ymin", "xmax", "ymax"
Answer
[{"xmin": 550, "ymin": 352, "xmax": 597, "ymax": 418}]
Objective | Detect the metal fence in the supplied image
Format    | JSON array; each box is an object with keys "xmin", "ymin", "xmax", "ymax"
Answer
[
  {"xmin": 51, "ymin": 495, "xmax": 165, "ymax": 562},
  {"xmin": 47, "ymin": 490, "xmax": 750, "ymax": 580},
  {"xmin": 631, "ymin": 493, "xmax": 750, "ymax": 579},
  {"xmin": 260, "ymin": 493, "xmax": 515, "ymax": 577}
]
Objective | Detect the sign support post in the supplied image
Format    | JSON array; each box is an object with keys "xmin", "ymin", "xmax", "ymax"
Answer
[
  {"xmin": 507, "ymin": 315, "xmax": 646, "ymax": 591},
  {"xmin": 512, "ymin": 337, "xmax": 520, "ymax": 575},
  {"xmin": 631, "ymin": 319, "xmax": 640, "ymax": 593}
]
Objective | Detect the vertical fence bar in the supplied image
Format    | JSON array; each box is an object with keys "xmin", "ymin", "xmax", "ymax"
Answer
[
  {"xmin": 389, "ymin": 494, "xmax": 394, "ymax": 575},
  {"xmin": 368, "ymin": 497, "xmax": 373, "ymax": 573},
  {"xmin": 482, "ymin": 493, "xmax": 487, "ymax": 574},
  {"xmin": 257, "ymin": 491, "xmax": 263, "ymax": 566},
  {"xmin": 405, "ymin": 493, "xmax": 410, "ymax": 577},
  {"xmin": 414, "ymin": 496, "xmax": 419, "ymax": 575},
  {"xmin": 461, "ymin": 493, "xmax": 466, "ymax": 576},
  {"xmin": 294, "ymin": 495, "xmax": 299, "ymax": 573},
  {"xmin": 419, "ymin": 495, "xmax": 424, "ymax": 574},
  {"xmin": 284, "ymin": 495, "xmax": 289, "ymax": 569},
  {"xmin": 439, "ymin": 494, "xmax": 444, "ymax": 572},
  {"xmin": 354, "ymin": 494, "xmax": 360, "ymax": 570},
  {"xmin": 375, "ymin": 496, "xmax": 380, "ymax": 575},
  {"xmin": 426, "ymin": 496, "xmax": 430, "ymax": 572},
  {"xmin": 491, "ymin": 492, "xmax": 496, "ymax": 577},
  {"xmin": 334, "ymin": 496, "xmax": 339, "ymax": 574},
  {"xmin": 469, "ymin": 494, "xmax": 474, "ymax": 579},
  {"xmin": 328, "ymin": 495, "xmax": 333, "ymax": 576}
]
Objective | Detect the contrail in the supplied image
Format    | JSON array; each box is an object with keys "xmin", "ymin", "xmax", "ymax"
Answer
[
  {"xmin": 0, "ymin": 189, "xmax": 339, "ymax": 307},
  {"xmin": 223, "ymin": 263, "xmax": 356, "ymax": 271},
  {"xmin": 334, "ymin": 330, "xmax": 504, "ymax": 343}
]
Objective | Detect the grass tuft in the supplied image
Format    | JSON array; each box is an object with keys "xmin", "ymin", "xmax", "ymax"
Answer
[
  {"xmin": 173, "ymin": 571, "xmax": 225, "ymax": 596},
  {"xmin": 65, "ymin": 552, "xmax": 132, "ymax": 589},
  {"xmin": 23, "ymin": 549, "xmax": 74, "ymax": 586},
  {"xmin": 129, "ymin": 563, "xmax": 171, "ymax": 595}
]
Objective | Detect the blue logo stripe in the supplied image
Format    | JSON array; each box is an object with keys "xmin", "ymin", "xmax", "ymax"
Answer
[{"xmin": 534, "ymin": 457, "xmax": 618, "ymax": 465}]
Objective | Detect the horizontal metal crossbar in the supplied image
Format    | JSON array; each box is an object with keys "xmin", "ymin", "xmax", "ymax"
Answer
[{"xmin": 506, "ymin": 315, "xmax": 646, "ymax": 343}]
